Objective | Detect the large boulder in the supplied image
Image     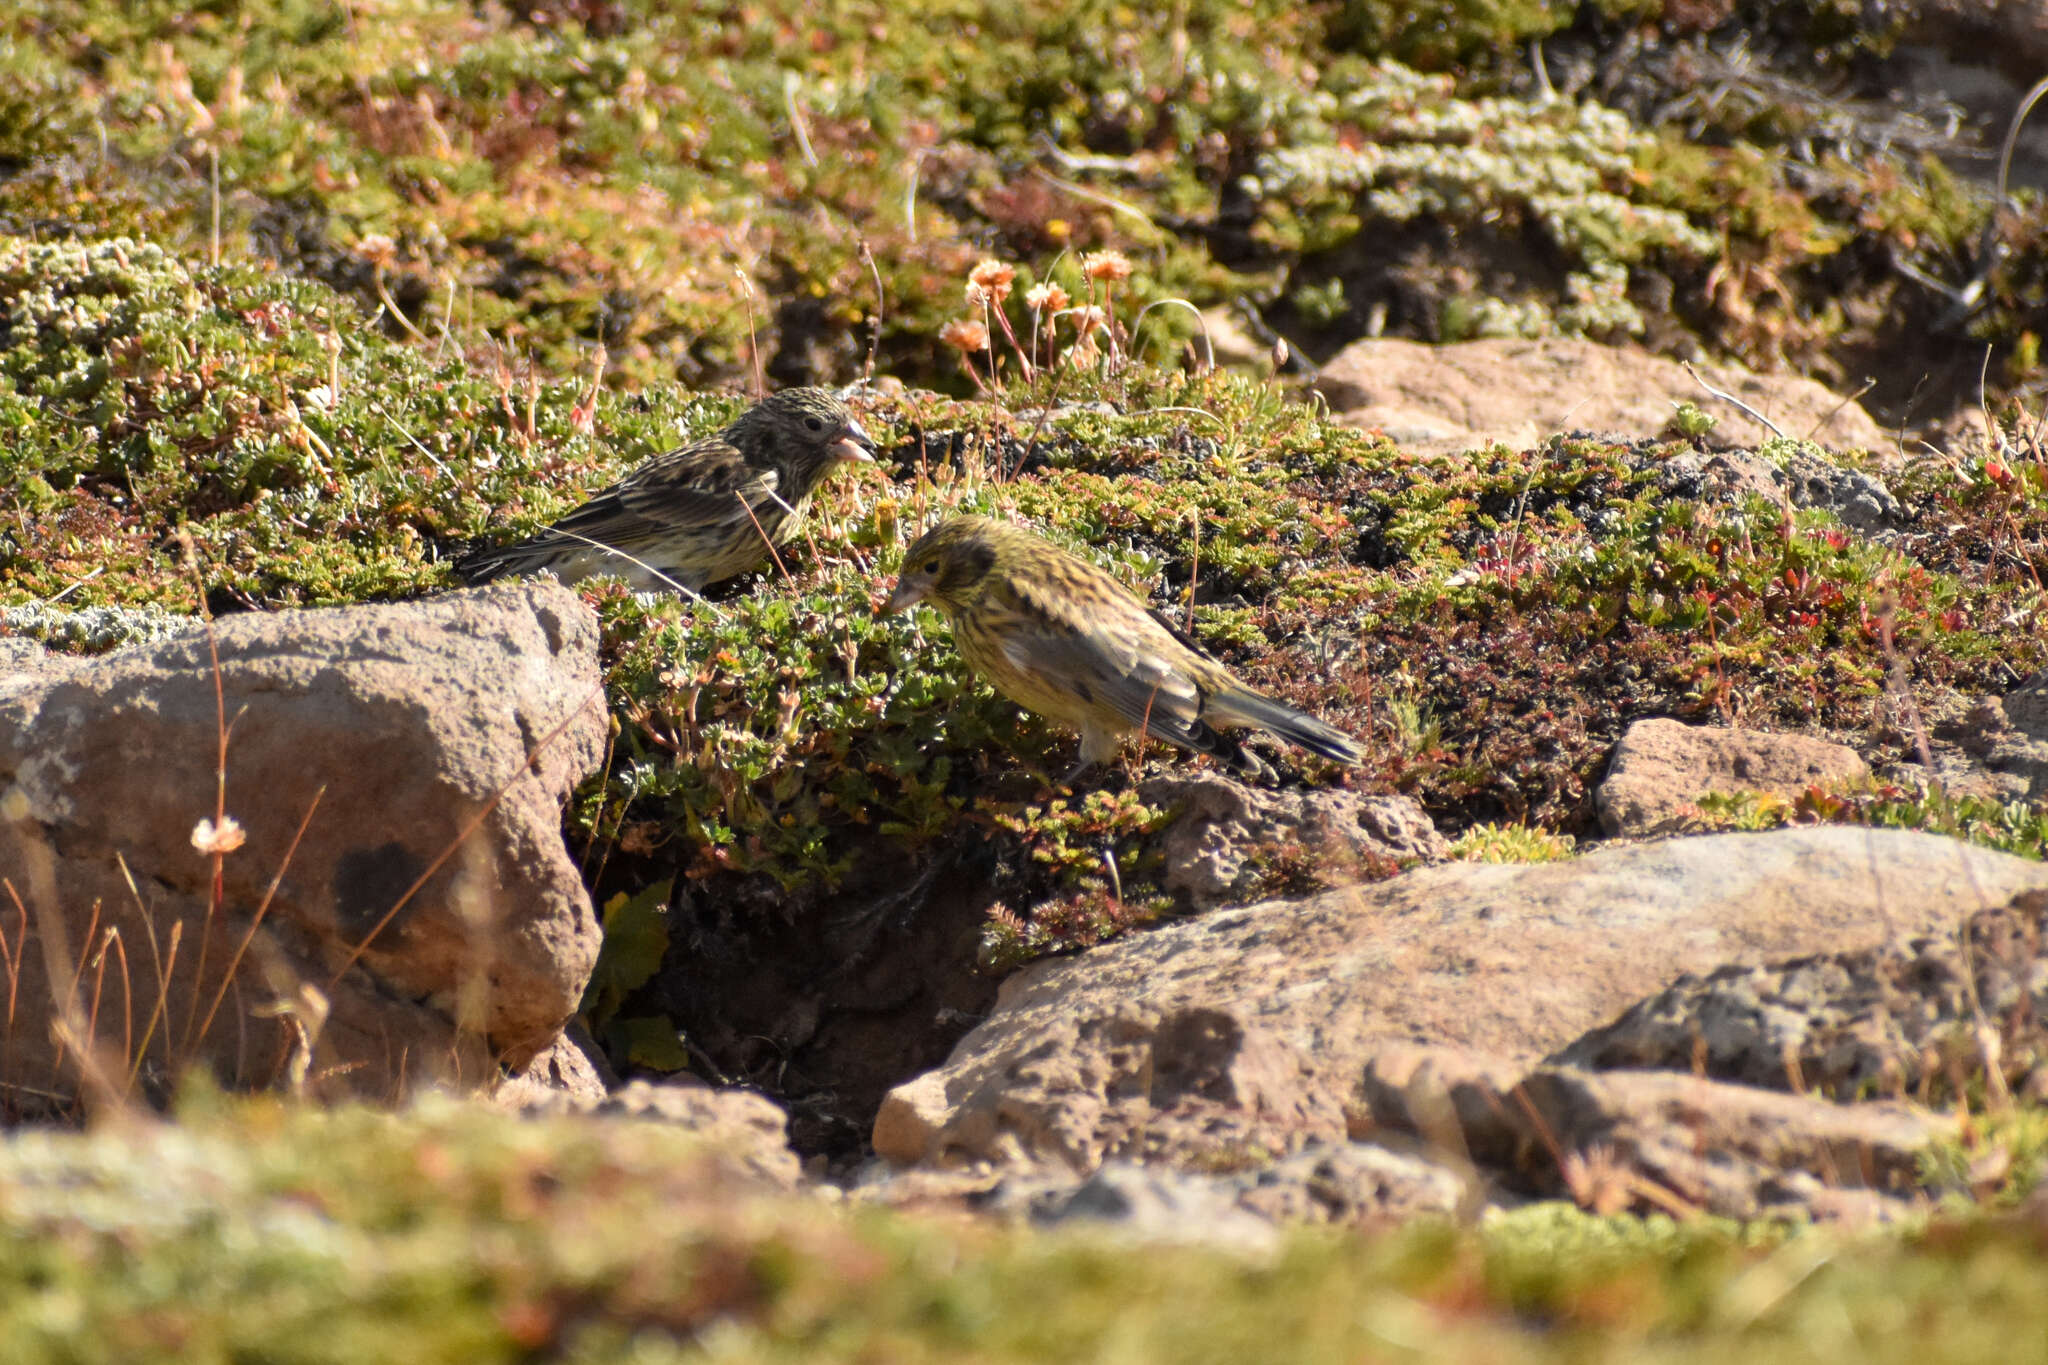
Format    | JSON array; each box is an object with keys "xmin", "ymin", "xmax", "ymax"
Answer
[
  {"xmin": 1314, "ymin": 337, "xmax": 1889, "ymax": 456},
  {"xmin": 1370, "ymin": 1057, "xmax": 1951, "ymax": 1222},
  {"xmin": 1557, "ymin": 889, "xmax": 2048, "ymax": 1102},
  {"xmin": 0, "ymin": 583, "xmax": 607, "ymax": 1109},
  {"xmin": 874, "ymin": 828, "xmax": 2048, "ymax": 1171}
]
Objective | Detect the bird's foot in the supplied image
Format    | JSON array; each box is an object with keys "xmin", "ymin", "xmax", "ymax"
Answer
[{"xmin": 1235, "ymin": 752, "xmax": 1284, "ymax": 787}]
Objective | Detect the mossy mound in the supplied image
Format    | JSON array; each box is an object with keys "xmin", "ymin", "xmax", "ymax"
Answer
[{"xmin": 5, "ymin": 1093, "xmax": 2048, "ymax": 1363}]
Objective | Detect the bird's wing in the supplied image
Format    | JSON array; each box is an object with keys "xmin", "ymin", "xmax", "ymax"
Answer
[
  {"xmin": 551, "ymin": 437, "xmax": 784, "ymax": 540},
  {"xmin": 1142, "ymin": 604, "xmax": 1230, "ymax": 665},
  {"xmin": 994, "ymin": 574, "xmax": 1209, "ymax": 739}
]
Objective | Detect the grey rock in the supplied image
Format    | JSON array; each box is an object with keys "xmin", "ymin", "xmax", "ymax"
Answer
[
  {"xmin": 1657, "ymin": 446, "xmax": 1904, "ymax": 532},
  {"xmin": 1502, "ymin": 1067, "xmax": 1948, "ymax": 1223},
  {"xmin": 1229, "ymin": 1141, "xmax": 1471, "ymax": 1225},
  {"xmin": 1013, "ymin": 1162, "xmax": 1280, "ymax": 1251},
  {"xmin": 1555, "ymin": 889, "xmax": 2048, "ymax": 1105},
  {"xmin": 2006, "ymin": 672, "xmax": 2048, "ymax": 741},
  {"xmin": 1772, "ymin": 448, "xmax": 1905, "ymax": 533},
  {"xmin": 1357, "ymin": 1043, "xmax": 1529, "ymax": 1162},
  {"xmin": 1657, "ymin": 450, "xmax": 1790, "ymax": 510},
  {"xmin": 1364, "ymin": 1047, "xmax": 1945, "ymax": 1222},
  {"xmin": 1314, "ymin": 337, "xmax": 1889, "ymax": 457},
  {"xmin": 953, "ymin": 1139, "xmax": 1468, "ymax": 1243},
  {"xmin": 598, "ymin": 1080, "xmax": 801, "ymax": 1188},
  {"xmin": 1895, "ymin": 689, "xmax": 2048, "ymax": 801}
]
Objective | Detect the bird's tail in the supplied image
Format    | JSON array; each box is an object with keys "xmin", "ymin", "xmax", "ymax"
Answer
[
  {"xmin": 454, "ymin": 529, "xmax": 708, "ymax": 596},
  {"xmin": 451, "ymin": 543, "xmax": 525, "ymax": 585},
  {"xmin": 1208, "ymin": 688, "xmax": 1364, "ymax": 766}
]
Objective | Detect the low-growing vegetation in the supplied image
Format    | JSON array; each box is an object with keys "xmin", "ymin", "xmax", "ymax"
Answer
[
  {"xmin": 0, "ymin": 0, "xmax": 2038, "ymax": 416},
  {"xmin": 1686, "ymin": 785, "xmax": 2048, "ymax": 863},
  {"xmin": 3, "ymin": 5, "xmax": 2048, "ymax": 1351}
]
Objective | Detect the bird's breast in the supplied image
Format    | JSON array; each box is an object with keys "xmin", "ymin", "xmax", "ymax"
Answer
[{"xmin": 951, "ymin": 611, "xmax": 1103, "ymax": 731}]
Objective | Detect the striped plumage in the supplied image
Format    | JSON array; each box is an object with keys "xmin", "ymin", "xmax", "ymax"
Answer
[
  {"xmin": 885, "ymin": 515, "xmax": 1363, "ymax": 780},
  {"xmin": 455, "ymin": 388, "xmax": 875, "ymax": 594}
]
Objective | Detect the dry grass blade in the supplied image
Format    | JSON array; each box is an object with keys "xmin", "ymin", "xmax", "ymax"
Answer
[
  {"xmin": 116, "ymin": 853, "xmax": 182, "ymax": 1089},
  {"xmin": 902, "ymin": 147, "xmax": 924, "ymax": 244},
  {"xmin": 1803, "ymin": 376, "xmax": 1875, "ymax": 444},
  {"xmin": 1683, "ymin": 361, "xmax": 1786, "ymax": 440},
  {"xmin": 0, "ymin": 891, "xmax": 22, "ymax": 1105},
  {"xmin": 372, "ymin": 267, "xmax": 431, "ymax": 345},
  {"xmin": 99, "ymin": 930, "xmax": 135, "ymax": 1089},
  {"xmin": 739, "ymin": 492, "xmax": 796, "ymax": 586},
  {"xmin": 5, "ymin": 818, "xmax": 132, "ymax": 1119},
  {"xmin": 736, "ymin": 267, "xmax": 765, "ymax": 398},
  {"xmin": 177, "ymin": 533, "xmax": 243, "ymax": 1057},
  {"xmin": 1131, "ymin": 299, "xmax": 1214, "ymax": 373},
  {"xmin": 859, "ymin": 238, "xmax": 885, "ymax": 381},
  {"xmin": 1030, "ymin": 166, "xmax": 1156, "ymax": 230},
  {"xmin": 66, "ymin": 898, "xmax": 105, "ymax": 1071},
  {"xmin": 495, "ymin": 526, "xmax": 721, "ymax": 612},
  {"xmin": 782, "ymin": 71, "xmax": 817, "ymax": 170}
]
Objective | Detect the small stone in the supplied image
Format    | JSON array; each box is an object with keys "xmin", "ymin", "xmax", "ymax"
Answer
[{"xmin": 1596, "ymin": 718, "xmax": 1867, "ymax": 837}]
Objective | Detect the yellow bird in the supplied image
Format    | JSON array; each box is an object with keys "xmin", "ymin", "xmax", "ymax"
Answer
[{"xmin": 885, "ymin": 515, "xmax": 1363, "ymax": 781}]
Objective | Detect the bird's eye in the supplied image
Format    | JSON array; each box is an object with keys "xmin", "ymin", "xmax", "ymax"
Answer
[
  {"xmin": 804, "ymin": 416, "xmax": 824, "ymax": 432},
  {"xmin": 922, "ymin": 558, "xmax": 940, "ymax": 575}
]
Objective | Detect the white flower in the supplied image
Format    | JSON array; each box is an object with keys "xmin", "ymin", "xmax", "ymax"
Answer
[{"xmin": 192, "ymin": 815, "xmax": 247, "ymax": 856}]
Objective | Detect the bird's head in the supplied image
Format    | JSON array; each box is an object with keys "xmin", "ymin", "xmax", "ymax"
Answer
[
  {"xmin": 734, "ymin": 388, "xmax": 877, "ymax": 476},
  {"xmin": 886, "ymin": 515, "xmax": 1002, "ymax": 616}
]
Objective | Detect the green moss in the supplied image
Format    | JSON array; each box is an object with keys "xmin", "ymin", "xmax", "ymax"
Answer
[
  {"xmin": 1324, "ymin": 0, "xmax": 1577, "ymax": 69},
  {"xmin": 1687, "ymin": 784, "xmax": 2048, "ymax": 863},
  {"xmin": 1450, "ymin": 821, "xmax": 1577, "ymax": 863}
]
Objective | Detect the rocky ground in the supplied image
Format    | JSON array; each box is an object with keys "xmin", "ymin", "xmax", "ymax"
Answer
[{"xmin": 2, "ymin": 0, "xmax": 2048, "ymax": 1358}]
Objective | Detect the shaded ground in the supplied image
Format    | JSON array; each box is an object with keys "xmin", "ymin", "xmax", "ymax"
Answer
[{"xmin": 626, "ymin": 839, "xmax": 1004, "ymax": 1156}]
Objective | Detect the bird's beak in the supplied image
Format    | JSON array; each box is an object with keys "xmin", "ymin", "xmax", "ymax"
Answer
[
  {"xmin": 831, "ymin": 417, "xmax": 878, "ymax": 464},
  {"xmin": 883, "ymin": 577, "xmax": 926, "ymax": 616}
]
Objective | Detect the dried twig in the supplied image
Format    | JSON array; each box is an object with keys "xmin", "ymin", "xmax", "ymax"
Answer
[{"xmin": 1683, "ymin": 361, "xmax": 1786, "ymax": 440}]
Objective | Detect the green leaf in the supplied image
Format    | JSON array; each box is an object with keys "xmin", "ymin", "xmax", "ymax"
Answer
[
  {"xmin": 578, "ymin": 878, "xmax": 673, "ymax": 1029},
  {"xmin": 604, "ymin": 1014, "xmax": 694, "ymax": 1074}
]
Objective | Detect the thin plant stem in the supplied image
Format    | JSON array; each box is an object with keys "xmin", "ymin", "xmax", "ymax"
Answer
[{"xmin": 192, "ymin": 787, "xmax": 326, "ymax": 1051}]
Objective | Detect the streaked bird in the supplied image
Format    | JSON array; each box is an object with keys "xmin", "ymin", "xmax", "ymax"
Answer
[
  {"xmin": 885, "ymin": 514, "xmax": 1363, "ymax": 781},
  {"xmin": 455, "ymin": 387, "xmax": 876, "ymax": 593}
]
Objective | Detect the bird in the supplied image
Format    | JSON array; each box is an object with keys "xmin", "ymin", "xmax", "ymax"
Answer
[
  {"xmin": 884, "ymin": 514, "xmax": 1364, "ymax": 782},
  {"xmin": 454, "ymin": 387, "xmax": 877, "ymax": 594}
]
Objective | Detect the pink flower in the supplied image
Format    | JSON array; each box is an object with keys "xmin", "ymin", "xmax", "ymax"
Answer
[
  {"xmin": 939, "ymin": 318, "xmax": 991, "ymax": 352},
  {"xmin": 1082, "ymin": 250, "xmax": 1131, "ymax": 283}
]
